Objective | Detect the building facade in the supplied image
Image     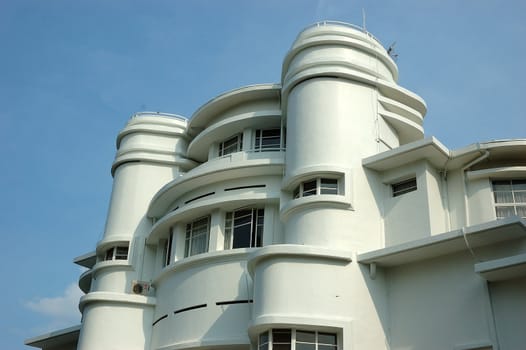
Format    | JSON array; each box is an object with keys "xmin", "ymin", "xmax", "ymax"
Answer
[{"xmin": 26, "ymin": 21, "xmax": 526, "ymax": 350}]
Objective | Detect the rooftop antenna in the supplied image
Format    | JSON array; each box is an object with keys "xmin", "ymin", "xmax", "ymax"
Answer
[
  {"xmin": 387, "ymin": 41, "xmax": 398, "ymax": 61},
  {"xmin": 362, "ymin": 8, "xmax": 367, "ymax": 32}
]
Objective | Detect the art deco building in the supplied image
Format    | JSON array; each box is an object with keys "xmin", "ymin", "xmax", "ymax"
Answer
[{"xmin": 26, "ymin": 21, "xmax": 526, "ymax": 350}]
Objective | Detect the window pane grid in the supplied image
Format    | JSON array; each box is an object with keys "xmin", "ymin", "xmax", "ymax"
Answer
[
  {"xmin": 219, "ymin": 134, "xmax": 242, "ymax": 157},
  {"xmin": 293, "ymin": 177, "xmax": 340, "ymax": 199},
  {"xmin": 492, "ymin": 179, "xmax": 526, "ymax": 219},
  {"xmin": 255, "ymin": 129, "xmax": 281, "ymax": 151},
  {"xmin": 225, "ymin": 208, "xmax": 264, "ymax": 249},
  {"xmin": 259, "ymin": 329, "xmax": 337, "ymax": 350}
]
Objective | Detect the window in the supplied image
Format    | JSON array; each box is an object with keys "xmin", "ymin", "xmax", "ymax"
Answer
[
  {"xmin": 104, "ymin": 245, "xmax": 129, "ymax": 261},
  {"xmin": 492, "ymin": 179, "xmax": 526, "ymax": 219},
  {"xmin": 255, "ymin": 129, "xmax": 282, "ymax": 151},
  {"xmin": 392, "ymin": 178, "xmax": 417, "ymax": 197},
  {"xmin": 293, "ymin": 178, "xmax": 340, "ymax": 199},
  {"xmin": 224, "ymin": 208, "xmax": 264, "ymax": 249},
  {"xmin": 162, "ymin": 232, "xmax": 173, "ymax": 267},
  {"xmin": 259, "ymin": 329, "xmax": 338, "ymax": 350},
  {"xmin": 219, "ymin": 134, "xmax": 243, "ymax": 157},
  {"xmin": 185, "ymin": 216, "xmax": 210, "ymax": 257}
]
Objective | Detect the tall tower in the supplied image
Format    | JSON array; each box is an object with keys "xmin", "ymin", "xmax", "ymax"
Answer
[
  {"xmin": 249, "ymin": 22, "xmax": 428, "ymax": 349},
  {"xmin": 281, "ymin": 22, "xmax": 427, "ymax": 252},
  {"xmin": 77, "ymin": 113, "xmax": 193, "ymax": 349}
]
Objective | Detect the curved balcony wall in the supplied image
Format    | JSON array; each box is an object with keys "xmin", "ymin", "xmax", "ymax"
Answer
[
  {"xmin": 188, "ymin": 84, "xmax": 281, "ymax": 136},
  {"xmin": 148, "ymin": 151, "xmax": 285, "ymax": 219},
  {"xmin": 147, "ymin": 174, "xmax": 282, "ymax": 244},
  {"xmin": 151, "ymin": 250, "xmax": 253, "ymax": 350}
]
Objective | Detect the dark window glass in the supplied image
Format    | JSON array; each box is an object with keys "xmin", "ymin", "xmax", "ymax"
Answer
[
  {"xmin": 392, "ymin": 178, "xmax": 417, "ymax": 197},
  {"xmin": 302, "ymin": 180, "xmax": 317, "ymax": 196}
]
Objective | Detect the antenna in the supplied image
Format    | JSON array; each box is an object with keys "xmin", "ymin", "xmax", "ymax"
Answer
[{"xmin": 387, "ymin": 42, "xmax": 398, "ymax": 61}]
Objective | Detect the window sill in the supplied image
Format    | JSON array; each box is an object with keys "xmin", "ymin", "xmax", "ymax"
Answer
[
  {"xmin": 280, "ymin": 195, "xmax": 352, "ymax": 221},
  {"xmin": 92, "ymin": 260, "xmax": 133, "ymax": 277}
]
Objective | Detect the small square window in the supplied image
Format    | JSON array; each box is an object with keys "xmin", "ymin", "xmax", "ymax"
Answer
[{"xmin": 392, "ymin": 178, "xmax": 417, "ymax": 197}]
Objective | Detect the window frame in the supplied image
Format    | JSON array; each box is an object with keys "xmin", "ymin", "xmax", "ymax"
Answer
[
  {"xmin": 224, "ymin": 208, "xmax": 264, "ymax": 249},
  {"xmin": 391, "ymin": 177, "xmax": 417, "ymax": 197},
  {"xmin": 492, "ymin": 179, "xmax": 526, "ymax": 219},
  {"xmin": 162, "ymin": 232, "xmax": 174, "ymax": 267},
  {"xmin": 184, "ymin": 216, "xmax": 211, "ymax": 257},
  {"xmin": 219, "ymin": 134, "xmax": 243, "ymax": 157},
  {"xmin": 255, "ymin": 128, "xmax": 282, "ymax": 152},
  {"xmin": 293, "ymin": 177, "xmax": 340, "ymax": 199},
  {"xmin": 258, "ymin": 329, "xmax": 338, "ymax": 350},
  {"xmin": 102, "ymin": 244, "xmax": 129, "ymax": 261}
]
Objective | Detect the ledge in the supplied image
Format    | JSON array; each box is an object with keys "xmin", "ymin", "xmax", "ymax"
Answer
[
  {"xmin": 154, "ymin": 249, "xmax": 253, "ymax": 286},
  {"xmin": 79, "ymin": 291, "xmax": 156, "ymax": 311},
  {"xmin": 467, "ymin": 166, "xmax": 526, "ymax": 181},
  {"xmin": 475, "ymin": 252, "xmax": 526, "ymax": 282},
  {"xmin": 25, "ymin": 324, "xmax": 80, "ymax": 348},
  {"xmin": 358, "ymin": 217, "xmax": 526, "ymax": 267},
  {"xmin": 247, "ymin": 244, "xmax": 353, "ymax": 276},
  {"xmin": 73, "ymin": 251, "xmax": 96, "ymax": 268}
]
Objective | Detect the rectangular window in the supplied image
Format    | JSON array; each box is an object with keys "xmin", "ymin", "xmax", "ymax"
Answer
[
  {"xmin": 255, "ymin": 129, "xmax": 281, "ymax": 151},
  {"xmin": 219, "ymin": 134, "xmax": 243, "ymax": 157},
  {"xmin": 293, "ymin": 177, "xmax": 340, "ymax": 199},
  {"xmin": 259, "ymin": 329, "xmax": 337, "ymax": 350},
  {"xmin": 224, "ymin": 208, "xmax": 264, "ymax": 249},
  {"xmin": 163, "ymin": 232, "xmax": 173, "ymax": 267},
  {"xmin": 185, "ymin": 216, "xmax": 210, "ymax": 257},
  {"xmin": 103, "ymin": 245, "xmax": 129, "ymax": 261},
  {"xmin": 492, "ymin": 179, "xmax": 526, "ymax": 219},
  {"xmin": 392, "ymin": 178, "xmax": 417, "ymax": 197}
]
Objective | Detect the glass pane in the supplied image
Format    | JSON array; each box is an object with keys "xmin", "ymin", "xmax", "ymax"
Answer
[
  {"xmin": 224, "ymin": 212, "xmax": 233, "ymax": 249},
  {"xmin": 272, "ymin": 329, "xmax": 291, "ymax": 343},
  {"xmin": 302, "ymin": 180, "xmax": 317, "ymax": 196},
  {"xmin": 273, "ymin": 345, "xmax": 291, "ymax": 350},
  {"xmin": 318, "ymin": 345, "xmax": 338, "ymax": 350},
  {"xmin": 492, "ymin": 180, "xmax": 511, "ymax": 191},
  {"xmin": 296, "ymin": 331, "xmax": 316, "ymax": 343},
  {"xmin": 296, "ymin": 344, "xmax": 315, "ymax": 350},
  {"xmin": 512, "ymin": 180, "xmax": 526, "ymax": 191},
  {"xmin": 514, "ymin": 191, "xmax": 526, "ymax": 203},
  {"xmin": 105, "ymin": 247, "xmax": 114, "ymax": 261},
  {"xmin": 516, "ymin": 205, "xmax": 526, "ymax": 218},
  {"xmin": 318, "ymin": 333, "xmax": 337, "ymax": 345},
  {"xmin": 293, "ymin": 186, "xmax": 300, "ymax": 199},
  {"xmin": 320, "ymin": 178, "xmax": 338, "ymax": 194},
  {"xmin": 258, "ymin": 345, "xmax": 268, "ymax": 350},
  {"xmin": 115, "ymin": 246, "xmax": 128, "ymax": 260},
  {"xmin": 232, "ymin": 221, "xmax": 251, "ymax": 248},
  {"xmin": 496, "ymin": 206, "xmax": 515, "ymax": 219},
  {"xmin": 494, "ymin": 191, "xmax": 513, "ymax": 203},
  {"xmin": 259, "ymin": 331, "xmax": 269, "ymax": 344}
]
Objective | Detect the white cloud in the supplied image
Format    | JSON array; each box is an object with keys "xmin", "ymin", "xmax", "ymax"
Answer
[{"xmin": 25, "ymin": 283, "xmax": 82, "ymax": 326}]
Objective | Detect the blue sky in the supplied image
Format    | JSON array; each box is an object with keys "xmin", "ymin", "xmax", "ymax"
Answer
[{"xmin": 1, "ymin": 0, "xmax": 524, "ymax": 348}]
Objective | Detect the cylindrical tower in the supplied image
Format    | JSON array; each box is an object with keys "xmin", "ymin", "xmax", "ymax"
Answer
[
  {"xmin": 249, "ymin": 22, "xmax": 428, "ymax": 349},
  {"xmin": 281, "ymin": 21, "xmax": 427, "ymax": 252},
  {"xmin": 77, "ymin": 113, "xmax": 194, "ymax": 350}
]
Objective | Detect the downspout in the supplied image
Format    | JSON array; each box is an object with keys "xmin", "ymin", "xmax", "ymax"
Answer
[
  {"xmin": 461, "ymin": 148, "xmax": 490, "ymax": 227},
  {"xmin": 440, "ymin": 156, "xmax": 452, "ymax": 231}
]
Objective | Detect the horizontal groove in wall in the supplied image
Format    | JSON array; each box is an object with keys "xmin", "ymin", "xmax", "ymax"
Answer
[
  {"xmin": 184, "ymin": 192, "xmax": 215, "ymax": 205},
  {"xmin": 224, "ymin": 185, "xmax": 266, "ymax": 191},
  {"xmin": 152, "ymin": 314, "xmax": 168, "ymax": 326},
  {"xmin": 173, "ymin": 303, "xmax": 207, "ymax": 315},
  {"xmin": 216, "ymin": 299, "xmax": 253, "ymax": 306}
]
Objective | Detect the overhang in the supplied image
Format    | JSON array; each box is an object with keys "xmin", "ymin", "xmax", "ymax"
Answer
[
  {"xmin": 358, "ymin": 217, "xmax": 526, "ymax": 267},
  {"xmin": 25, "ymin": 325, "xmax": 80, "ymax": 349}
]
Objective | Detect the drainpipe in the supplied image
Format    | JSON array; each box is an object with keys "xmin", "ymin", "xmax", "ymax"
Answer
[
  {"xmin": 441, "ymin": 157, "xmax": 451, "ymax": 231},
  {"xmin": 461, "ymin": 148, "xmax": 490, "ymax": 227}
]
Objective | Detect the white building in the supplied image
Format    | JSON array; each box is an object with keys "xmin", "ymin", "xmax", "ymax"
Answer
[{"xmin": 26, "ymin": 21, "xmax": 526, "ymax": 350}]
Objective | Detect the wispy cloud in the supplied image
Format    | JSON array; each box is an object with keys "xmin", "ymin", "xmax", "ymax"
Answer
[{"xmin": 25, "ymin": 283, "xmax": 82, "ymax": 331}]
